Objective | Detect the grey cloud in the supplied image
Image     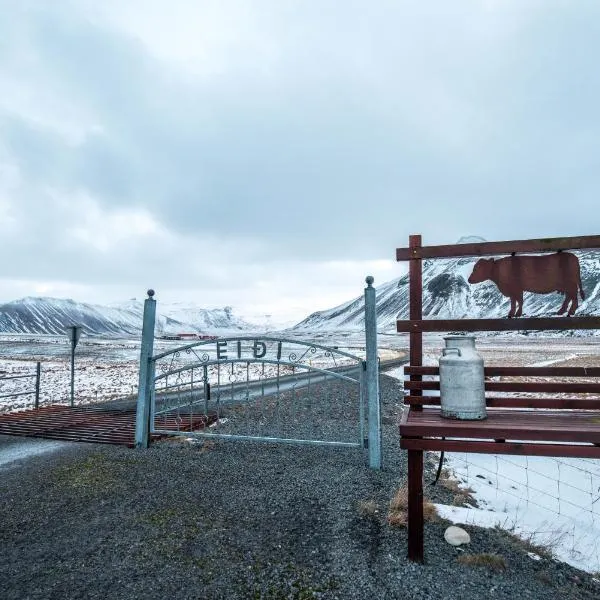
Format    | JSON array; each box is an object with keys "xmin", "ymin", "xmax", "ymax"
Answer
[{"xmin": 2, "ymin": 0, "xmax": 600, "ymax": 285}]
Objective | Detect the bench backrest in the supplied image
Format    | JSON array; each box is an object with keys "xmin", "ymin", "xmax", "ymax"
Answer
[{"xmin": 404, "ymin": 365, "xmax": 600, "ymax": 410}]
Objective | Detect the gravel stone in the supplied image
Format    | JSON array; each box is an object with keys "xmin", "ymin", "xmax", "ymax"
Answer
[
  {"xmin": 445, "ymin": 526, "xmax": 471, "ymax": 546},
  {"xmin": 1, "ymin": 375, "xmax": 599, "ymax": 599}
]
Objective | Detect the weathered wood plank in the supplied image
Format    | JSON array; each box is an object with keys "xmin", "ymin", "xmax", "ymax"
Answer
[
  {"xmin": 400, "ymin": 438, "xmax": 600, "ymax": 458},
  {"xmin": 403, "ymin": 395, "xmax": 600, "ymax": 410},
  {"xmin": 407, "ymin": 450, "xmax": 424, "ymax": 563},
  {"xmin": 397, "ymin": 317, "xmax": 600, "ymax": 333},
  {"xmin": 404, "ymin": 380, "xmax": 600, "ymax": 393},
  {"xmin": 400, "ymin": 408, "xmax": 600, "ymax": 443},
  {"xmin": 396, "ymin": 235, "xmax": 600, "ymax": 260},
  {"xmin": 405, "ymin": 366, "xmax": 600, "ymax": 377},
  {"xmin": 409, "ymin": 234, "xmax": 423, "ymax": 412}
]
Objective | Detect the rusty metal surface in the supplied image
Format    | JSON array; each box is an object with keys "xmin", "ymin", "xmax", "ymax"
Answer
[
  {"xmin": 469, "ymin": 253, "xmax": 585, "ymax": 317},
  {"xmin": 396, "ymin": 234, "xmax": 600, "ymax": 260},
  {"xmin": 0, "ymin": 405, "xmax": 214, "ymax": 448}
]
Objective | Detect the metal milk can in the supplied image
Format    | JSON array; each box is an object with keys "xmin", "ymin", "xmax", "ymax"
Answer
[{"xmin": 439, "ymin": 335, "xmax": 487, "ymax": 420}]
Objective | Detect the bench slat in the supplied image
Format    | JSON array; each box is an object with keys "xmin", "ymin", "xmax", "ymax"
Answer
[
  {"xmin": 397, "ymin": 317, "xmax": 600, "ymax": 333},
  {"xmin": 404, "ymin": 380, "xmax": 600, "ymax": 393},
  {"xmin": 400, "ymin": 408, "xmax": 600, "ymax": 443},
  {"xmin": 405, "ymin": 366, "xmax": 600, "ymax": 377},
  {"xmin": 403, "ymin": 395, "xmax": 600, "ymax": 409},
  {"xmin": 400, "ymin": 437, "xmax": 600, "ymax": 459}
]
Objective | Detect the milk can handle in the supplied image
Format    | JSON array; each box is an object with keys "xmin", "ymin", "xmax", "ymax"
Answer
[{"xmin": 442, "ymin": 348, "xmax": 462, "ymax": 357}]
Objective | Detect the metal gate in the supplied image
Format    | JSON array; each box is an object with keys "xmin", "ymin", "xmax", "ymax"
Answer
[
  {"xmin": 135, "ymin": 279, "xmax": 382, "ymax": 467},
  {"xmin": 149, "ymin": 337, "xmax": 366, "ymax": 448}
]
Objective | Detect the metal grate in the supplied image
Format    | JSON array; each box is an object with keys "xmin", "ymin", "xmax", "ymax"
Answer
[{"xmin": 0, "ymin": 405, "xmax": 214, "ymax": 447}]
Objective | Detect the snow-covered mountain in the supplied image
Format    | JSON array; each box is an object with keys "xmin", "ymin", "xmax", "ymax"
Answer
[
  {"xmin": 294, "ymin": 247, "xmax": 600, "ymax": 332},
  {"xmin": 158, "ymin": 303, "xmax": 250, "ymax": 331},
  {"xmin": 0, "ymin": 297, "xmax": 255, "ymax": 336}
]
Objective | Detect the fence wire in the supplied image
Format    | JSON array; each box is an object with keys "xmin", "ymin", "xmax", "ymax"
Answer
[{"xmin": 445, "ymin": 451, "xmax": 600, "ymax": 572}]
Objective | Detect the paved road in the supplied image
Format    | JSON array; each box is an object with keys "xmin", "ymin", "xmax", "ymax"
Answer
[
  {"xmin": 101, "ymin": 356, "xmax": 408, "ymax": 412},
  {"xmin": 0, "ymin": 434, "xmax": 68, "ymax": 470}
]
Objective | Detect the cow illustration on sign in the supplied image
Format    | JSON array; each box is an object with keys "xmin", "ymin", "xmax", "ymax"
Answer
[{"xmin": 468, "ymin": 252, "xmax": 585, "ymax": 318}]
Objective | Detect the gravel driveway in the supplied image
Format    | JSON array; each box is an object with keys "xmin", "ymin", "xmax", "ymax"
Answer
[{"xmin": 1, "ymin": 375, "xmax": 599, "ymax": 599}]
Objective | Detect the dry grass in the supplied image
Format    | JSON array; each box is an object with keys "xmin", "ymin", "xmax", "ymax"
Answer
[
  {"xmin": 437, "ymin": 476, "xmax": 477, "ymax": 507},
  {"xmin": 198, "ymin": 439, "xmax": 217, "ymax": 453},
  {"xmin": 358, "ymin": 499, "xmax": 379, "ymax": 517},
  {"xmin": 457, "ymin": 553, "xmax": 507, "ymax": 571},
  {"xmin": 387, "ymin": 486, "xmax": 438, "ymax": 528},
  {"xmin": 387, "ymin": 510, "xmax": 408, "ymax": 527},
  {"xmin": 494, "ymin": 526, "xmax": 557, "ymax": 561}
]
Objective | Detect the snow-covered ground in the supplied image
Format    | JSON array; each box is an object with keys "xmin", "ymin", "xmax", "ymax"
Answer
[
  {"xmin": 0, "ymin": 332, "xmax": 403, "ymax": 411},
  {"xmin": 436, "ymin": 453, "xmax": 600, "ymax": 573},
  {"xmin": 2, "ymin": 332, "xmax": 600, "ymax": 573}
]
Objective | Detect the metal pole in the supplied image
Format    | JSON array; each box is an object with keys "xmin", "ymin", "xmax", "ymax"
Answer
[
  {"xmin": 364, "ymin": 275, "xmax": 381, "ymax": 469},
  {"xmin": 70, "ymin": 345, "xmax": 75, "ymax": 407},
  {"xmin": 35, "ymin": 362, "xmax": 41, "ymax": 409},
  {"xmin": 135, "ymin": 289, "xmax": 157, "ymax": 448}
]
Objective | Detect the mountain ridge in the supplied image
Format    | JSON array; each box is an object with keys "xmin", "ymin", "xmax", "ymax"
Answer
[
  {"xmin": 0, "ymin": 296, "xmax": 255, "ymax": 336},
  {"xmin": 293, "ymin": 249, "xmax": 600, "ymax": 333}
]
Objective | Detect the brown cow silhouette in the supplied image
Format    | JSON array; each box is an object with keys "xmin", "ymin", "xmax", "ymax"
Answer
[{"xmin": 468, "ymin": 252, "xmax": 585, "ymax": 318}]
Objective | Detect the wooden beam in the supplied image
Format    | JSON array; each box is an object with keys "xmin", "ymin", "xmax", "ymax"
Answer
[
  {"xmin": 403, "ymin": 395, "xmax": 600, "ymax": 410},
  {"xmin": 400, "ymin": 409, "xmax": 600, "ymax": 443},
  {"xmin": 400, "ymin": 438, "xmax": 600, "ymax": 459},
  {"xmin": 405, "ymin": 366, "xmax": 600, "ymax": 377},
  {"xmin": 404, "ymin": 380, "xmax": 600, "ymax": 393},
  {"xmin": 407, "ymin": 450, "xmax": 424, "ymax": 563},
  {"xmin": 396, "ymin": 235, "xmax": 600, "ymax": 261},
  {"xmin": 409, "ymin": 234, "xmax": 423, "ymax": 412},
  {"xmin": 397, "ymin": 316, "xmax": 600, "ymax": 333}
]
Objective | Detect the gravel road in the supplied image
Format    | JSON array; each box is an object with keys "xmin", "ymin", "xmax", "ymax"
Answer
[{"xmin": 1, "ymin": 374, "xmax": 599, "ymax": 599}]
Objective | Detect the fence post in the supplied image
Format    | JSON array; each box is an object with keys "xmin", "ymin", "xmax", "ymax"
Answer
[
  {"xmin": 364, "ymin": 275, "xmax": 382, "ymax": 469},
  {"xmin": 135, "ymin": 289, "xmax": 157, "ymax": 449},
  {"xmin": 35, "ymin": 362, "xmax": 41, "ymax": 409}
]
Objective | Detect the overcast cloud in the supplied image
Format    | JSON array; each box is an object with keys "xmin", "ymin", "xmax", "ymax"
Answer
[{"xmin": 1, "ymin": 1, "xmax": 599, "ymax": 323}]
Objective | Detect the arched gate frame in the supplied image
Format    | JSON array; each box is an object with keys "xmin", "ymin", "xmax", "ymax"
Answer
[{"xmin": 135, "ymin": 280, "xmax": 381, "ymax": 468}]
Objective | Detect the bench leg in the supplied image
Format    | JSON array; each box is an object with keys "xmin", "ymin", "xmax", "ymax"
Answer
[{"xmin": 407, "ymin": 449, "xmax": 424, "ymax": 562}]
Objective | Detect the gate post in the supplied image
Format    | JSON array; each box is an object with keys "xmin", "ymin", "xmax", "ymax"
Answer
[
  {"xmin": 135, "ymin": 289, "xmax": 157, "ymax": 449},
  {"xmin": 364, "ymin": 276, "xmax": 382, "ymax": 469}
]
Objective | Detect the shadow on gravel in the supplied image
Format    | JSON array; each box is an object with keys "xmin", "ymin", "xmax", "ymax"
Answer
[{"xmin": 1, "ymin": 376, "xmax": 599, "ymax": 600}]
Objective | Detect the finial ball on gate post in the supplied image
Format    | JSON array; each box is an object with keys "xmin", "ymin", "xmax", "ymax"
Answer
[
  {"xmin": 365, "ymin": 275, "xmax": 374, "ymax": 287},
  {"xmin": 147, "ymin": 289, "xmax": 155, "ymax": 298}
]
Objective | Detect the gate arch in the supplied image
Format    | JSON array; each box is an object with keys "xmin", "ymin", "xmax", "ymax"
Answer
[
  {"xmin": 149, "ymin": 336, "xmax": 366, "ymax": 448},
  {"xmin": 135, "ymin": 281, "xmax": 382, "ymax": 467}
]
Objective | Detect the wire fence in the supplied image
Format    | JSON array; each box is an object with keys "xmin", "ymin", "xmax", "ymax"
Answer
[
  {"xmin": 0, "ymin": 362, "xmax": 42, "ymax": 409},
  {"xmin": 444, "ymin": 451, "xmax": 600, "ymax": 572}
]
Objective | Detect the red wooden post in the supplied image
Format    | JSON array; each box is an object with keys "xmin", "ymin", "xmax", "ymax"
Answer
[
  {"xmin": 407, "ymin": 449, "xmax": 424, "ymax": 562},
  {"xmin": 408, "ymin": 234, "xmax": 424, "ymax": 562}
]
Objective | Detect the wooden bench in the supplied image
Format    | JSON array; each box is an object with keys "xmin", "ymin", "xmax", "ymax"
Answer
[
  {"xmin": 396, "ymin": 234, "xmax": 600, "ymax": 562},
  {"xmin": 402, "ymin": 365, "xmax": 600, "ymax": 457}
]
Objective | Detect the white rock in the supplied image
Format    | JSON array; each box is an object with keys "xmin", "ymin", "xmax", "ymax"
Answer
[{"xmin": 444, "ymin": 525, "xmax": 471, "ymax": 546}]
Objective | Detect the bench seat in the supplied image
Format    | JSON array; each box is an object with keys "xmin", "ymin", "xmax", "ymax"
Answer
[
  {"xmin": 400, "ymin": 365, "xmax": 600, "ymax": 458},
  {"xmin": 400, "ymin": 407, "xmax": 600, "ymax": 457}
]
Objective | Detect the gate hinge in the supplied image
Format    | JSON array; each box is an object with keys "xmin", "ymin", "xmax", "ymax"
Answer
[
  {"xmin": 363, "ymin": 437, "xmax": 369, "ymax": 449},
  {"xmin": 362, "ymin": 360, "xmax": 367, "ymax": 371}
]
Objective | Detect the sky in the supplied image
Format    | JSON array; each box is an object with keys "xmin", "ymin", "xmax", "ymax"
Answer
[{"xmin": 1, "ymin": 1, "xmax": 600, "ymax": 325}]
